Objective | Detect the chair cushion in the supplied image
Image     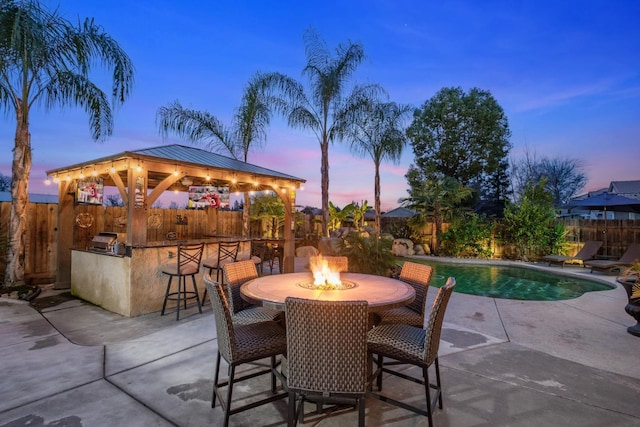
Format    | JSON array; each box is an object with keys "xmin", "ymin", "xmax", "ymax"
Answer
[
  {"xmin": 374, "ymin": 306, "xmax": 423, "ymax": 328},
  {"xmin": 161, "ymin": 264, "xmax": 199, "ymax": 276},
  {"xmin": 233, "ymin": 320, "xmax": 287, "ymax": 362},
  {"xmin": 232, "ymin": 306, "xmax": 283, "ymax": 325},
  {"xmin": 368, "ymin": 323, "xmax": 425, "ymax": 364}
]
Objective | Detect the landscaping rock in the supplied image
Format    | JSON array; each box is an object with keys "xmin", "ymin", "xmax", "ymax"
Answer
[{"xmin": 392, "ymin": 238, "xmax": 415, "ymax": 256}]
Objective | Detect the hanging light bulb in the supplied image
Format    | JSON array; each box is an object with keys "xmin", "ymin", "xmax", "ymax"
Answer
[
  {"xmin": 44, "ymin": 176, "xmax": 51, "ymax": 186},
  {"xmin": 110, "ymin": 163, "xmax": 116, "ymax": 174}
]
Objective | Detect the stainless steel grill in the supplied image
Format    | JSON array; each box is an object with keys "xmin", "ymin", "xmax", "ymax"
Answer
[{"xmin": 91, "ymin": 232, "xmax": 118, "ymax": 254}]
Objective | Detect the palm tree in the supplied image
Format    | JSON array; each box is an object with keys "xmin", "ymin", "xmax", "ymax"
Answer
[
  {"xmin": 0, "ymin": 0, "xmax": 134, "ymax": 286},
  {"xmin": 402, "ymin": 176, "xmax": 472, "ymax": 255},
  {"xmin": 156, "ymin": 72, "xmax": 272, "ymax": 237},
  {"xmin": 340, "ymin": 99, "xmax": 411, "ymax": 234},
  {"xmin": 262, "ymin": 28, "xmax": 381, "ymax": 237}
]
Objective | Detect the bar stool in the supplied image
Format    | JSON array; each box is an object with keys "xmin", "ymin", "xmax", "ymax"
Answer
[
  {"xmin": 161, "ymin": 242, "xmax": 205, "ymax": 321},
  {"xmin": 201, "ymin": 241, "xmax": 240, "ymax": 304}
]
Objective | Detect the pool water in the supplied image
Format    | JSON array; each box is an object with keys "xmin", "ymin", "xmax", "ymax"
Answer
[{"xmin": 411, "ymin": 261, "xmax": 614, "ymax": 301}]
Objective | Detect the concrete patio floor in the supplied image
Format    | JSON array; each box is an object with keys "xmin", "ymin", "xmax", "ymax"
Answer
[{"xmin": 1, "ymin": 257, "xmax": 639, "ymax": 426}]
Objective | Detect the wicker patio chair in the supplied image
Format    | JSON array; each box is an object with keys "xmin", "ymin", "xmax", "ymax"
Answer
[
  {"xmin": 204, "ymin": 274, "xmax": 287, "ymax": 427},
  {"xmin": 160, "ymin": 242, "xmax": 204, "ymax": 321},
  {"xmin": 374, "ymin": 261, "xmax": 433, "ymax": 328},
  {"xmin": 284, "ymin": 297, "xmax": 373, "ymax": 427},
  {"xmin": 222, "ymin": 260, "xmax": 283, "ymax": 325},
  {"xmin": 367, "ymin": 277, "xmax": 456, "ymax": 427}
]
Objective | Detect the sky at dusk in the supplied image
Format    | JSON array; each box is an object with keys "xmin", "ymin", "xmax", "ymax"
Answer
[{"xmin": 1, "ymin": 0, "xmax": 638, "ymax": 211}]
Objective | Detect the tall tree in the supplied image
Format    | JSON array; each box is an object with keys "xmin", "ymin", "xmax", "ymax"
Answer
[
  {"xmin": 510, "ymin": 147, "xmax": 586, "ymax": 206},
  {"xmin": 262, "ymin": 28, "xmax": 381, "ymax": 237},
  {"xmin": 340, "ymin": 99, "xmax": 411, "ymax": 234},
  {"xmin": 406, "ymin": 87, "xmax": 511, "ymax": 217},
  {"xmin": 156, "ymin": 72, "xmax": 272, "ymax": 237},
  {"xmin": 0, "ymin": 0, "xmax": 134, "ymax": 286}
]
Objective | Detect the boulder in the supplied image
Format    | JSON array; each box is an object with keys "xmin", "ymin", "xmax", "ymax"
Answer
[{"xmin": 391, "ymin": 238, "xmax": 415, "ymax": 257}]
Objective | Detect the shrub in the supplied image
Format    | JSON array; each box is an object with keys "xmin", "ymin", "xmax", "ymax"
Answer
[
  {"xmin": 439, "ymin": 213, "xmax": 493, "ymax": 258},
  {"xmin": 339, "ymin": 232, "xmax": 396, "ymax": 276}
]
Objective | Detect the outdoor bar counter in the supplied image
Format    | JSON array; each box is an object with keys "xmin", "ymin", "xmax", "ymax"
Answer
[{"xmin": 71, "ymin": 238, "xmax": 250, "ymax": 317}]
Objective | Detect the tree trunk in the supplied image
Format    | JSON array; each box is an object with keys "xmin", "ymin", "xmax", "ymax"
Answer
[
  {"xmin": 374, "ymin": 163, "xmax": 381, "ymax": 235},
  {"xmin": 321, "ymin": 137, "xmax": 329, "ymax": 237},
  {"xmin": 5, "ymin": 112, "xmax": 31, "ymax": 287},
  {"xmin": 242, "ymin": 192, "xmax": 250, "ymax": 237},
  {"xmin": 433, "ymin": 204, "xmax": 442, "ymax": 256}
]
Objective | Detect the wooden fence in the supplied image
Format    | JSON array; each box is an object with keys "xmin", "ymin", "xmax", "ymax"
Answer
[{"xmin": 1, "ymin": 200, "xmax": 639, "ymax": 284}]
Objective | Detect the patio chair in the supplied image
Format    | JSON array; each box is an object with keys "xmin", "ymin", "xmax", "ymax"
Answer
[
  {"xmin": 367, "ymin": 277, "xmax": 456, "ymax": 427},
  {"xmin": 374, "ymin": 261, "xmax": 433, "ymax": 328},
  {"xmin": 201, "ymin": 241, "xmax": 240, "ymax": 305},
  {"xmin": 204, "ymin": 274, "xmax": 287, "ymax": 427},
  {"xmin": 284, "ymin": 297, "xmax": 373, "ymax": 427},
  {"xmin": 222, "ymin": 260, "xmax": 283, "ymax": 325},
  {"xmin": 160, "ymin": 242, "xmax": 204, "ymax": 321},
  {"xmin": 584, "ymin": 243, "xmax": 640, "ymax": 274},
  {"xmin": 542, "ymin": 240, "xmax": 603, "ymax": 268}
]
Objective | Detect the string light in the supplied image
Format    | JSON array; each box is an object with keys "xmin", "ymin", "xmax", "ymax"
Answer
[
  {"xmin": 110, "ymin": 163, "xmax": 116, "ymax": 174},
  {"xmin": 173, "ymin": 165, "xmax": 179, "ymax": 177},
  {"xmin": 92, "ymin": 168, "xmax": 97, "ymax": 177},
  {"xmin": 205, "ymin": 170, "xmax": 211, "ymax": 181},
  {"xmin": 44, "ymin": 176, "xmax": 51, "ymax": 186},
  {"xmin": 79, "ymin": 169, "xmax": 85, "ymax": 179},
  {"xmin": 136, "ymin": 162, "xmax": 142, "ymax": 172}
]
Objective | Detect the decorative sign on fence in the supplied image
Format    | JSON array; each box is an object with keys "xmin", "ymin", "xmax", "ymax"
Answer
[{"xmin": 134, "ymin": 176, "xmax": 145, "ymax": 209}]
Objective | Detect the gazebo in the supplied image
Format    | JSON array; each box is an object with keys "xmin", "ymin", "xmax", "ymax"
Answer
[{"xmin": 45, "ymin": 144, "xmax": 305, "ymax": 316}]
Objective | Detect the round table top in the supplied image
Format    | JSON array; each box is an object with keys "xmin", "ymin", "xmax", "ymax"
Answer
[{"xmin": 241, "ymin": 272, "xmax": 415, "ymax": 312}]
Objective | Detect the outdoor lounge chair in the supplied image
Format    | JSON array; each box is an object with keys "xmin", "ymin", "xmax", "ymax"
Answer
[
  {"xmin": 542, "ymin": 240, "xmax": 603, "ymax": 268},
  {"xmin": 584, "ymin": 243, "xmax": 640, "ymax": 274}
]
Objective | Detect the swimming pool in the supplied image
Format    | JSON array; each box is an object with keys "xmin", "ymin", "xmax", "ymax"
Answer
[{"xmin": 406, "ymin": 259, "xmax": 614, "ymax": 301}]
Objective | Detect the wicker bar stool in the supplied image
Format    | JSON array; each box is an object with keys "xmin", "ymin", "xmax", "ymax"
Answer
[
  {"xmin": 204, "ymin": 274, "xmax": 287, "ymax": 427},
  {"xmin": 201, "ymin": 241, "xmax": 240, "ymax": 305},
  {"xmin": 160, "ymin": 242, "xmax": 204, "ymax": 321},
  {"xmin": 374, "ymin": 261, "xmax": 433, "ymax": 328},
  {"xmin": 367, "ymin": 277, "xmax": 456, "ymax": 427}
]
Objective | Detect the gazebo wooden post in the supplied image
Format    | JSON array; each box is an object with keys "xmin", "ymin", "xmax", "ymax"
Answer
[
  {"xmin": 127, "ymin": 167, "xmax": 148, "ymax": 245},
  {"xmin": 54, "ymin": 180, "xmax": 74, "ymax": 289},
  {"xmin": 280, "ymin": 189, "xmax": 296, "ymax": 273}
]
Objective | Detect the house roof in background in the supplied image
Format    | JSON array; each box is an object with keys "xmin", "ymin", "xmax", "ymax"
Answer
[
  {"xmin": 381, "ymin": 206, "xmax": 416, "ymax": 218},
  {"xmin": 609, "ymin": 180, "xmax": 640, "ymax": 197}
]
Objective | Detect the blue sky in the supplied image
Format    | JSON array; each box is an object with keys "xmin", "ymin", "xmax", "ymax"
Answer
[{"xmin": 1, "ymin": 0, "xmax": 638, "ymax": 210}]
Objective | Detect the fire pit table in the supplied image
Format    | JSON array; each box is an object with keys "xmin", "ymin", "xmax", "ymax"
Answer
[{"xmin": 241, "ymin": 272, "xmax": 415, "ymax": 312}]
